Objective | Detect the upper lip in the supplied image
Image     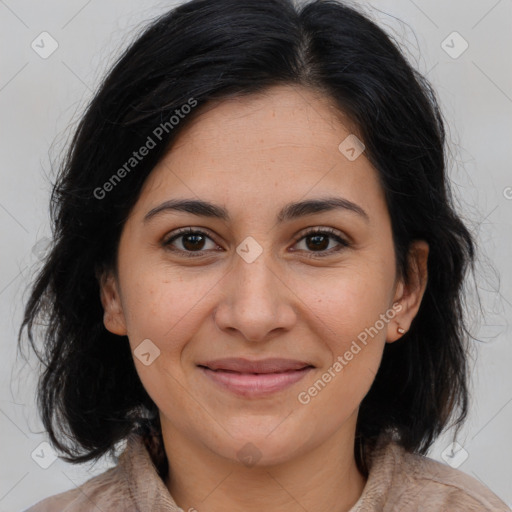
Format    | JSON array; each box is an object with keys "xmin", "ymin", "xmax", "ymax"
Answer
[{"xmin": 198, "ymin": 358, "xmax": 314, "ymax": 374}]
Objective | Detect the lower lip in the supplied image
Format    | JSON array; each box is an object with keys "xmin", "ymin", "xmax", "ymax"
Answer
[{"xmin": 199, "ymin": 366, "xmax": 313, "ymax": 398}]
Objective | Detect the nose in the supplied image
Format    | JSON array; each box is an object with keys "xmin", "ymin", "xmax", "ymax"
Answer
[{"xmin": 213, "ymin": 248, "xmax": 297, "ymax": 343}]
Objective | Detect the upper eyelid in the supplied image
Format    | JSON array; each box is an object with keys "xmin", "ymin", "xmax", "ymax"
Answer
[
  {"xmin": 163, "ymin": 227, "xmax": 218, "ymax": 244},
  {"xmin": 294, "ymin": 226, "xmax": 345, "ymax": 239}
]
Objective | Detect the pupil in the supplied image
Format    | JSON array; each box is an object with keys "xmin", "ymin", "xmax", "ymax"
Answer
[
  {"xmin": 183, "ymin": 234, "xmax": 204, "ymax": 251},
  {"xmin": 307, "ymin": 235, "xmax": 328, "ymax": 251}
]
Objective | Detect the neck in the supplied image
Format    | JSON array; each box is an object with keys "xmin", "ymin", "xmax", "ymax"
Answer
[{"xmin": 161, "ymin": 416, "xmax": 366, "ymax": 512}]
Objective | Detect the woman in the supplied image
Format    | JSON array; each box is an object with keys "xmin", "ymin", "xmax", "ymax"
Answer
[{"xmin": 20, "ymin": 0, "xmax": 509, "ymax": 510}]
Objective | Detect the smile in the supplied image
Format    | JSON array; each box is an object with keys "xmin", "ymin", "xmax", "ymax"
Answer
[{"xmin": 197, "ymin": 358, "xmax": 314, "ymax": 398}]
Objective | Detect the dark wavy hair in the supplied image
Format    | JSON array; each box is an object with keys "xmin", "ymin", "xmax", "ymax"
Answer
[{"xmin": 19, "ymin": 0, "xmax": 476, "ymax": 477}]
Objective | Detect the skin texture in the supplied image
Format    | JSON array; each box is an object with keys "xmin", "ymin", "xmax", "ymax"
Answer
[{"xmin": 100, "ymin": 84, "xmax": 429, "ymax": 512}]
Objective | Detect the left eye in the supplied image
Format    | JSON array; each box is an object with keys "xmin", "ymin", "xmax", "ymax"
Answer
[
  {"xmin": 293, "ymin": 228, "xmax": 350, "ymax": 256},
  {"xmin": 162, "ymin": 227, "xmax": 350, "ymax": 257},
  {"xmin": 163, "ymin": 228, "xmax": 219, "ymax": 254}
]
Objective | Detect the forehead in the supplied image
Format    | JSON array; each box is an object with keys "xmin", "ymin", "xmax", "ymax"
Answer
[
  {"xmin": 134, "ymin": 85, "xmax": 386, "ymax": 223},
  {"xmin": 170, "ymin": 85, "xmax": 357, "ymax": 157}
]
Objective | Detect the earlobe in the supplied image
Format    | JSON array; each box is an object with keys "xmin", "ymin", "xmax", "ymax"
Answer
[
  {"xmin": 98, "ymin": 271, "xmax": 127, "ymax": 336},
  {"xmin": 387, "ymin": 240, "xmax": 429, "ymax": 343}
]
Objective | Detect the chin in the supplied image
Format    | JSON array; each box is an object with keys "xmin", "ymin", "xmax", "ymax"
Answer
[{"xmin": 211, "ymin": 424, "xmax": 312, "ymax": 468}]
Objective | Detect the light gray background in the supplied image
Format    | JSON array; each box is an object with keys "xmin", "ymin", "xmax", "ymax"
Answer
[{"xmin": 1, "ymin": 0, "xmax": 511, "ymax": 510}]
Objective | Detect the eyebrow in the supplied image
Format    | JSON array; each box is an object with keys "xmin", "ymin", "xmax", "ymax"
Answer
[{"xmin": 143, "ymin": 196, "xmax": 369, "ymax": 224}]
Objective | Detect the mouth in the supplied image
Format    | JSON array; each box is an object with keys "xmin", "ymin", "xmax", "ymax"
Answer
[{"xmin": 197, "ymin": 358, "xmax": 315, "ymax": 398}]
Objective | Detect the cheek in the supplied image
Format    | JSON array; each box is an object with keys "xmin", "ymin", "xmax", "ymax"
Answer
[
  {"xmin": 119, "ymin": 266, "xmax": 218, "ymax": 353},
  {"xmin": 302, "ymin": 262, "xmax": 395, "ymax": 344},
  {"xmin": 296, "ymin": 260, "xmax": 395, "ymax": 402},
  {"xmin": 118, "ymin": 270, "xmax": 206, "ymax": 412},
  {"xmin": 296, "ymin": 270, "xmax": 391, "ymax": 415}
]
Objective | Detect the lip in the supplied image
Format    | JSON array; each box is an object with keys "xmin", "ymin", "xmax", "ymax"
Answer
[
  {"xmin": 197, "ymin": 358, "xmax": 314, "ymax": 398},
  {"xmin": 198, "ymin": 357, "xmax": 313, "ymax": 373}
]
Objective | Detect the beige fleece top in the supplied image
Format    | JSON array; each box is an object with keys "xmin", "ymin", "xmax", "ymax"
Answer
[{"xmin": 24, "ymin": 432, "xmax": 509, "ymax": 512}]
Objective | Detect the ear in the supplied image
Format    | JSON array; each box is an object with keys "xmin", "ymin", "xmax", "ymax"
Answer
[
  {"xmin": 387, "ymin": 240, "xmax": 429, "ymax": 343},
  {"xmin": 98, "ymin": 270, "xmax": 127, "ymax": 336}
]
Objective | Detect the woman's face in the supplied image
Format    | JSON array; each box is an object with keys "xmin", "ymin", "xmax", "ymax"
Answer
[{"xmin": 101, "ymin": 84, "xmax": 428, "ymax": 466}]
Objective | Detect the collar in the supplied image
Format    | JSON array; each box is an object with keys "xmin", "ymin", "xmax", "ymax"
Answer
[{"xmin": 117, "ymin": 431, "xmax": 399, "ymax": 511}]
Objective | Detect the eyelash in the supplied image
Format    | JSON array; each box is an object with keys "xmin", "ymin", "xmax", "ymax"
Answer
[{"xmin": 162, "ymin": 227, "xmax": 350, "ymax": 258}]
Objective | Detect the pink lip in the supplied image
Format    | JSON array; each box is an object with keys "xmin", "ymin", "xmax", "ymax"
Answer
[
  {"xmin": 197, "ymin": 358, "xmax": 314, "ymax": 398},
  {"xmin": 198, "ymin": 357, "xmax": 312, "ymax": 373}
]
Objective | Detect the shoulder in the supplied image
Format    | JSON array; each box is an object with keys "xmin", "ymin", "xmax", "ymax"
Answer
[
  {"xmin": 23, "ymin": 464, "xmax": 133, "ymax": 512},
  {"xmin": 359, "ymin": 436, "xmax": 510, "ymax": 512},
  {"xmin": 22, "ymin": 432, "xmax": 176, "ymax": 512},
  {"xmin": 396, "ymin": 447, "xmax": 508, "ymax": 511}
]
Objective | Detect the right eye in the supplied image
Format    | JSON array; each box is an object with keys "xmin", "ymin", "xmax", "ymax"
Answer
[{"xmin": 162, "ymin": 227, "xmax": 221, "ymax": 257}]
